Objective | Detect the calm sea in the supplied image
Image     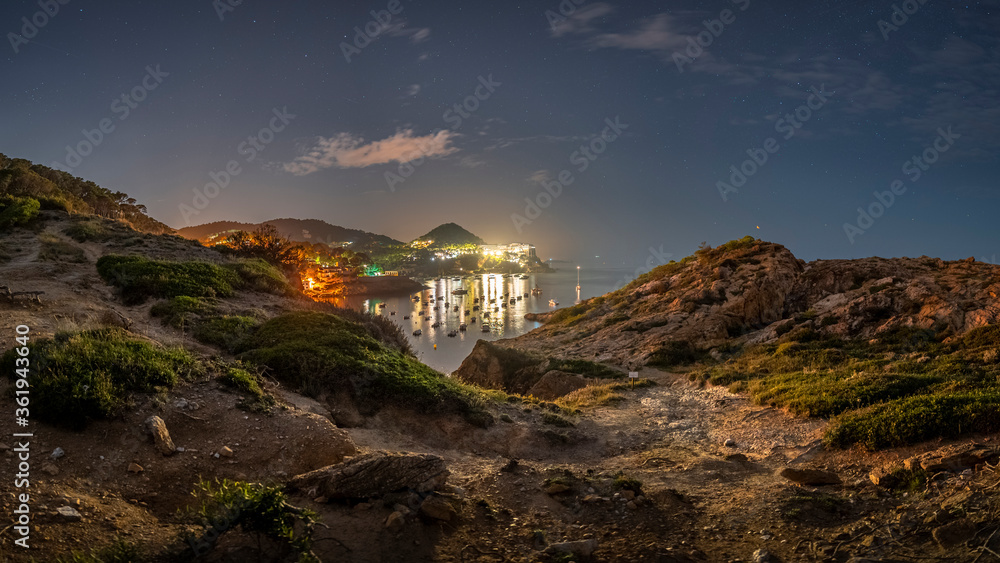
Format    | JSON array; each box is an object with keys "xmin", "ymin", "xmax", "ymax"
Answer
[{"xmin": 328, "ymin": 268, "xmax": 632, "ymax": 374}]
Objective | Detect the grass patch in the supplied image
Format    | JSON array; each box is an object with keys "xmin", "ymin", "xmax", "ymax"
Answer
[
  {"xmin": 97, "ymin": 254, "xmax": 289, "ymax": 304},
  {"xmin": 236, "ymin": 311, "xmax": 496, "ymax": 427},
  {"xmin": 65, "ymin": 218, "xmax": 109, "ymax": 242},
  {"xmin": 2, "ymin": 329, "xmax": 200, "ymax": 429},
  {"xmin": 38, "ymin": 232, "xmax": 86, "ymax": 262},
  {"xmin": 150, "ymin": 296, "xmax": 215, "ymax": 330},
  {"xmin": 545, "ymin": 358, "xmax": 622, "ymax": 379},
  {"xmin": 183, "ymin": 479, "xmax": 318, "ymax": 561},
  {"xmin": 700, "ymin": 323, "xmax": 1000, "ymax": 449},
  {"xmin": 555, "ymin": 379, "xmax": 656, "ymax": 410},
  {"xmin": 779, "ymin": 491, "xmax": 848, "ymax": 522},
  {"xmin": 218, "ymin": 366, "xmax": 275, "ymax": 413},
  {"xmin": 612, "ymin": 473, "xmax": 643, "ymax": 493},
  {"xmin": 193, "ymin": 315, "xmax": 259, "ymax": 352},
  {"xmin": 647, "ymin": 340, "xmax": 705, "ymax": 369}
]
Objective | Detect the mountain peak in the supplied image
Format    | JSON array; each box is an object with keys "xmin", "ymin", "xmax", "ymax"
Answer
[{"xmin": 414, "ymin": 223, "xmax": 484, "ymax": 246}]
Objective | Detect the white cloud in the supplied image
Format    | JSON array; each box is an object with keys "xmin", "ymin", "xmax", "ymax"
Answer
[{"xmin": 282, "ymin": 129, "xmax": 459, "ymax": 176}]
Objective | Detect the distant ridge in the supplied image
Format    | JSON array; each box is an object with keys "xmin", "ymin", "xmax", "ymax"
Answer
[
  {"xmin": 415, "ymin": 223, "xmax": 485, "ymax": 246},
  {"xmin": 177, "ymin": 218, "xmax": 402, "ymax": 248}
]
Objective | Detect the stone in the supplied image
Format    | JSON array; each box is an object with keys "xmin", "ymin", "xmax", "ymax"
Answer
[
  {"xmin": 128, "ymin": 463, "xmax": 144, "ymax": 473},
  {"xmin": 778, "ymin": 467, "xmax": 841, "ymax": 486},
  {"xmin": 419, "ymin": 494, "xmax": 457, "ymax": 521},
  {"xmin": 545, "ymin": 483, "xmax": 571, "ymax": 495},
  {"xmin": 621, "ymin": 490, "xmax": 636, "ymax": 501},
  {"xmin": 905, "ymin": 443, "xmax": 999, "ymax": 473},
  {"xmin": 724, "ymin": 438, "xmax": 737, "ymax": 447},
  {"xmin": 752, "ymin": 549, "xmax": 771, "ymax": 563},
  {"xmin": 51, "ymin": 447, "xmax": 65, "ymax": 459},
  {"xmin": 220, "ymin": 446, "xmax": 234, "ymax": 458},
  {"xmin": 0, "ymin": 443, "xmax": 9, "ymax": 451},
  {"xmin": 545, "ymin": 539, "xmax": 599, "ymax": 558},
  {"xmin": 526, "ymin": 370, "xmax": 590, "ymax": 400},
  {"xmin": 41, "ymin": 464, "xmax": 59, "ymax": 476},
  {"xmin": 385, "ymin": 510, "xmax": 405, "ymax": 532},
  {"xmin": 56, "ymin": 506, "xmax": 82, "ymax": 522},
  {"xmin": 289, "ymin": 452, "xmax": 449, "ymax": 501},
  {"xmin": 144, "ymin": 416, "xmax": 176, "ymax": 456},
  {"xmin": 869, "ymin": 466, "xmax": 901, "ymax": 488},
  {"xmin": 932, "ymin": 519, "xmax": 976, "ymax": 549}
]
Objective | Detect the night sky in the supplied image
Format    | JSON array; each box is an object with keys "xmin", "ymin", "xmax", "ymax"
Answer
[{"xmin": 2, "ymin": 0, "xmax": 999, "ymax": 267}]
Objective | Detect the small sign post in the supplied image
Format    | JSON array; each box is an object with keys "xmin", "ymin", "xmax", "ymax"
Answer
[{"xmin": 629, "ymin": 371, "xmax": 639, "ymax": 389}]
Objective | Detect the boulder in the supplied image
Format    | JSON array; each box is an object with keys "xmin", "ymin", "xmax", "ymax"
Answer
[
  {"xmin": 56, "ymin": 506, "xmax": 82, "ymax": 522},
  {"xmin": 385, "ymin": 510, "xmax": 405, "ymax": 532},
  {"xmin": 904, "ymin": 443, "xmax": 999, "ymax": 473},
  {"xmin": 527, "ymin": 370, "xmax": 589, "ymax": 400},
  {"xmin": 144, "ymin": 416, "xmax": 176, "ymax": 456},
  {"xmin": 419, "ymin": 494, "xmax": 457, "ymax": 521},
  {"xmin": 932, "ymin": 519, "xmax": 976, "ymax": 549},
  {"xmin": 779, "ymin": 467, "xmax": 841, "ymax": 486},
  {"xmin": 289, "ymin": 452, "xmax": 449, "ymax": 501}
]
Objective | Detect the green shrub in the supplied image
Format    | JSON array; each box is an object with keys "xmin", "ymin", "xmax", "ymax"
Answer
[
  {"xmin": 97, "ymin": 255, "xmax": 241, "ymax": 304},
  {"xmin": 150, "ymin": 296, "xmax": 214, "ymax": 329},
  {"xmin": 612, "ymin": 473, "xmax": 643, "ymax": 493},
  {"xmin": 65, "ymin": 219, "xmax": 109, "ymax": 242},
  {"xmin": 218, "ymin": 367, "xmax": 274, "ymax": 413},
  {"xmin": 36, "ymin": 195, "xmax": 72, "ymax": 213},
  {"xmin": 184, "ymin": 479, "xmax": 319, "ymax": 561},
  {"xmin": 97, "ymin": 255, "xmax": 290, "ymax": 304},
  {"xmin": 825, "ymin": 391, "xmax": 1000, "ymax": 450},
  {"xmin": 193, "ymin": 315, "xmax": 258, "ymax": 352},
  {"xmin": 0, "ymin": 196, "xmax": 40, "ymax": 229},
  {"xmin": 237, "ymin": 311, "xmax": 494, "ymax": 427},
  {"xmin": 2, "ymin": 329, "xmax": 199, "ymax": 429}
]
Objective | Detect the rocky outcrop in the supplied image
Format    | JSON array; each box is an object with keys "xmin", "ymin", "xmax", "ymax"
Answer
[
  {"xmin": 145, "ymin": 416, "xmax": 176, "ymax": 456},
  {"xmin": 496, "ymin": 239, "xmax": 1000, "ymax": 367},
  {"xmin": 289, "ymin": 452, "xmax": 449, "ymax": 501},
  {"xmin": 527, "ymin": 371, "xmax": 589, "ymax": 400}
]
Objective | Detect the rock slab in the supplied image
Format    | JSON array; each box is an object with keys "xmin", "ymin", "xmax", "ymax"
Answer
[{"xmin": 289, "ymin": 452, "xmax": 448, "ymax": 501}]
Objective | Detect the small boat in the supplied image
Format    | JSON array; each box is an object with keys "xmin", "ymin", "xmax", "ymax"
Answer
[
  {"xmin": 432, "ymin": 322, "xmax": 441, "ymax": 328},
  {"xmin": 523, "ymin": 293, "xmax": 529, "ymax": 298},
  {"xmin": 437, "ymin": 296, "xmax": 444, "ymax": 301},
  {"xmin": 390, "ymin": 311, "xmax": 396, "ymax": 315},
  {"xmin": 517, "ymin": 296, "xmax": 522, "ymax": 300},
  {"xmin": 473, "ymin": 298, "xmax": 479, "ymax": 304},
  {"xmin": 464, "ymin": 309, "xmax": 470, "ymax": 315},
  {"xmin": 549, "ymin": 299, "xmax": 559, "ymax": 307},
  {"xmin": 425, "ymin": 316, "xmax": 431, "ymax": 321},
  {"xmin": 451, "ymin": 289, "xmax": 468, "ymax": 295},
  {"xmin": 403, "ymin": 315, "xmax": 410, "ymax": 320},
  {"xmin": 481, "ymin": 325, "xmax": 491, "ymax": 332},
  {"xmin": 531, "ymin": 287, "xmax": 542, "ymax": 296},
  {"xmin": 412, "ymin": 329, "xmax": 422, "ymax": 336},
  {"xmin": 447, "ymin": 330, "xmax": 458, "ymax": 337},
  {"xmin": 473, "ymin": 306, "xmax": 480, "ymax": 311},
  {"xmin": 459, "ymin": 323, "xmax": 467, "ymax": 331},
  {"xmin": 378, "ymin": 303, "xmax": 386, "ymax": 308},
  {"xmin": 453, "ymin": 306, "xmax": 459, "ymax": 312},
  {"xmin": 470, "ymin": 317, "xmax": 476, "ymax": 323}
]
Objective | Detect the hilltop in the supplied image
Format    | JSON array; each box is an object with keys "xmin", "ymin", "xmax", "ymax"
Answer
[
  {"xmin": 176, "ymin": 218, "xmax": 402, "ymax": 249},
  {"xmin": 413, "ymin": 222, "xmax": 484, "ymax": 246}
]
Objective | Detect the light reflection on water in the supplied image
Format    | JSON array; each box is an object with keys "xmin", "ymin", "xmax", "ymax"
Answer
[{"xmin": 325, "ymin": 269, "xmax": 631, "ymax": 374}]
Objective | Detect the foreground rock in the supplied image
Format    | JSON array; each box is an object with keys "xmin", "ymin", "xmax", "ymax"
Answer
[
  {"xmin": 904, "ymin": 443, "xmax": 999, "ymax": 473},
  {"xmin": 779, "ymin": 467, "xmax": 841, "ymax": 486},
  {"xmin": 144, "ymin": 416, "xmax": 176, "ymax": 456},
  {"xmin": 289, "ymin": 452, "xmax": 449, "ymax": 501}
]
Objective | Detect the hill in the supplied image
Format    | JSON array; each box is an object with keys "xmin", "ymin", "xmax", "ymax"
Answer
[
  {"xmin": 177, "ymin": 218, "xmax": 401, "ymax": 249},
  {"xmin": 413, "ymin": 222, "xmax": 484, "ymax": 246},
  {"xmin": 0, "ymin": 153, "xmax": 171, "ymax": 234}
]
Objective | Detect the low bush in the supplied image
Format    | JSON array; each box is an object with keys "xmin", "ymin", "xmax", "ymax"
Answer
[
  {"xmin": 3, "ymin": 329, "xmax": 200, "ymax": 429},
  {"xmin": 236, "ymin": 311, "xmax": 495, "ymax": 427},
  {"xmin": 65, "ymin": 219, "xmax": 109, "ymax": 242},
  {"xmin": 38, "ymin": 233, "xmax": 86, "ymax": 262},
  {"xmin": 218, "ymin": 366, "xmax": 274, "ymax": 413},
  {"xmin": 647, "ymin": 340, "xmax": 704, "ymax": 368},
  {"xmin": 150, "ymin": 296, "xmax": 214, "ymax": 329},
  {"xmin": 193, "ymin": 315, "xmax": 258, "ymax": 352},
  {"xmin": 0, "ymin": 196, "xmax": 40, "ymax": 229}
]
